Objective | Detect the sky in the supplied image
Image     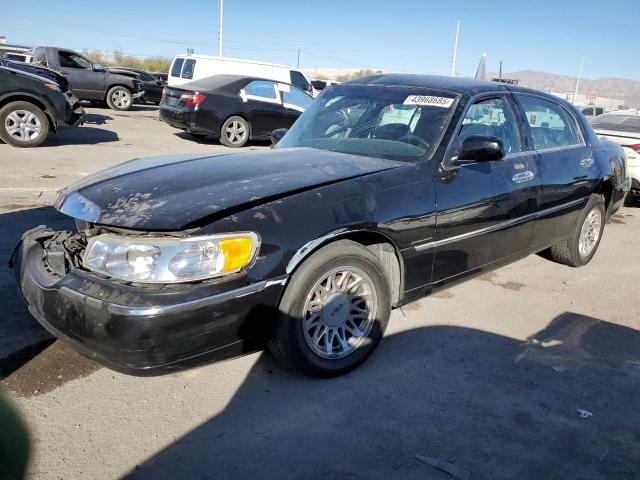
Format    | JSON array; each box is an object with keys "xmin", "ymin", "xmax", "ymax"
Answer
[{"xmin": 2, "ymin": 0, "xmax": 639, "ymax": 79}]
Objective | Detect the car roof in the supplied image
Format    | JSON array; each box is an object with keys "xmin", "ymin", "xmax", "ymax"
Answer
[
  {"xmin": 177, "ymin": 74, "xmax": 290, "ymax": 92},
  {"xmin": 345, "ymin": 73, "xmax": 563, "ymax": 102}
]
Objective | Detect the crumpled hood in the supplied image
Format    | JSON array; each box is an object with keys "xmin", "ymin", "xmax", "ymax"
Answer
[{"xmin": 56, "ymin": 148, "xmax": 405, "ymax": 230}]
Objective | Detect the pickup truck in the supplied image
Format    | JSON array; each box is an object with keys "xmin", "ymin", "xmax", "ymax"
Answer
[{"xmin": 31, "ymin": 47, "xmax": 143, "ymax": 111}]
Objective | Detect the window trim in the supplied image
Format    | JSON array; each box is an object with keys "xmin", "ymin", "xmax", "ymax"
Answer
[
  {"xmin": 513, "ymin": 92, "xmax": 586, "ymax": 152},
  {"xmin": 442, "ymin": 91, "xmax": 525, "ymax": 170}
]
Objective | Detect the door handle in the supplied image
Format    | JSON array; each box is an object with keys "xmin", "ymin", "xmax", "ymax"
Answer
[{"xmin": 512, "ymin": 171, "xmax": 535, "ymax": 184}]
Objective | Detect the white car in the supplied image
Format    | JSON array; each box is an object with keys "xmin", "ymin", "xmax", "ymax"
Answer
[
  {"xmin": 168, "ymin": 54, "xmax": 317, "ymax": 97},
  {"xmin": 2, "ymin": 52, "xmax": 32, "ymax": 63},
  {"xmin": 591, "ymin": 113, "xmax": 640, "ymax": 203}
]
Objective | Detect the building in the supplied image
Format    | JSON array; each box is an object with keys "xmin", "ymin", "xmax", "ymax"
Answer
[
  {"xmin": 550, "ymin": 91, "xmax": 625, "ymax": 110},
  {"xmin": 0, "ymin": 35, "xmax": 31, "ymax": 59}
]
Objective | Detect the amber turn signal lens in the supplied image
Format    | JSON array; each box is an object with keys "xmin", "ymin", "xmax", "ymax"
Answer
[{"xmin": 219, "ymin": 237, "xmax": 254, "ymax": 272}]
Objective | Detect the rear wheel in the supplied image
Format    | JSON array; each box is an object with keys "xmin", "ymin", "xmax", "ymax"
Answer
[
  {"xmin": 268, "ymin": 240, "xmax": 391, "ymax": 377},
  {"xmin": 106, "ymin": 86, "xmax": 133, "ymax": 111},
  {"xmin": 549, "ymin": 194, "xmax": 605, "ymax": 267},
  {"xmin": 0, "ymin": 101, "xmax": 49, "ymax": 148},
  {"xmin": 219, "ymin": 116, "xmax": 249, "ymax": 147}
]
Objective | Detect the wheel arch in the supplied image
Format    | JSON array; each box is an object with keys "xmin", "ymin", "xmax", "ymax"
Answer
[
  {"xmin": 598, "ymin": 179, "xmax": 613, "ymax": 214},
  {"xmin": 0, "ymin": 95, "xmax": 54, "ymax": 132},
  {"xmin": 285, "ymin": 229, "xmax": 404, "ymax": 307}
]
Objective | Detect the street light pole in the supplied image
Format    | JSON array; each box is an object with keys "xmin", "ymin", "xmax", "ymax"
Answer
[
  {"xmin": 218, "ymin": 0, "xmax": 224, "ymax": 57},
  {"xmin": 572, "ymin": 56, "xmax": 584, "ymax": 105},
  {"xmin": 450, "ymin": 19, "xmax": 460, "ymax": 77}
]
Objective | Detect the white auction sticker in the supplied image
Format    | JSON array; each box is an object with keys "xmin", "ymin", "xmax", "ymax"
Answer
[{"xmin": 403, "ymin": 95, "xmax": 454, "ymax": 108}]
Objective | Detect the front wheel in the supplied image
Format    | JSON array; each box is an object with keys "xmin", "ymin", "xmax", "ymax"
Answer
[
  {"xmin": 219, "ymin": 116, "xmax": 249, "ymax": 147},
  {"xmin": 268, "ymin": 240, "xmax": 391, "ymax": 377},
  {"xmin": 0, "ymin": 101, "xmax": 50, "ymax": 148},
  {"xmin": 106, "ymin": 86, "xmax": 133, "ymax": 111},
  {"xmin": 549, "ymin": 194, "xmax": 605, "ymax": 267}
]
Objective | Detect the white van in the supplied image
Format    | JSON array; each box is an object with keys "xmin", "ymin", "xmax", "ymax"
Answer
[{"xmin": 168, "ymin": 54, "xmax": 316, "ymax": 96}]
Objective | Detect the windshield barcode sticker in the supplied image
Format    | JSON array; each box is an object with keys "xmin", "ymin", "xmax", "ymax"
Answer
[{"xmin": 404, "ymin": 95, "xmax": 454, "ymax": 108}]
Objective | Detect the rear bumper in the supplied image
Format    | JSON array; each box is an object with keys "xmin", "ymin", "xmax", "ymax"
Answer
[
  {"xmin": 14, "ymin": 227, "xmax": 285, "ymax": 376},
  {"xmin": 159, "ymin": 106, "xmax": 216, "ymax": 136}
]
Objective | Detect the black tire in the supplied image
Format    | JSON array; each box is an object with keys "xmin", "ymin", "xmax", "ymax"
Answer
[
  {"xmin": 0, "ymin": 101, "xmax": 49, "ymax": 148},
  {"xmin": 219, "ymin": 116, "xmax": 250, "ymax": 147},
  {"xmin": 549, "ymin": 194, "xmax": 606, "ymax": 267},
  {"xmin": 268, "ymin": 240, "xmax": 391, "ymax": 377},
  {"xmin": 105, "ymin": 86, "xmax": 133, "ymax": 111},
  {"xmin": 624, "ymin": 191, "xmax": 639, "ymax": 207}
]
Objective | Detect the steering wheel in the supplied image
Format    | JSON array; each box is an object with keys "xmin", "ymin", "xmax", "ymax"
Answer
[{"xmin": 398, "ymin": 134, "xmax": 430, "ymax": 150}]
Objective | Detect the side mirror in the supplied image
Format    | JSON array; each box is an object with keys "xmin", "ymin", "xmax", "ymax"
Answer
[
  {"xmin": 93, "ymin": 64, "xmax": 104, "ymax": 72},
  {"xmin": 457, "ymin": 135, "xmax": 505, "ymax": 163},
  {"xmin": 271, "ymin": 128, "xmax": 288, "ymax": 146}
]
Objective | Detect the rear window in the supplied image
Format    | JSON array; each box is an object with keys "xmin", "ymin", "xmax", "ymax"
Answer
[
  {"xmin": 33, "ymin": 48, "xmax": 47, "ymax": 64},
  {"xmin": 290, "ymin": 70, "xmax": 310, "ymax": 92},
  {"xmin": 170, "ymin": 58, "xmax": 184, "ymax": 77},
  {"xmin": 181, "ymin": 59, "xmax": 196, "ymax": 79},
  {"xmin": 590, "ymin": 114, "xmax": 640, "ymax": 133},
  {"xmin": 4, "ymin": 53, "xmax": 26, "ymax": 61}
]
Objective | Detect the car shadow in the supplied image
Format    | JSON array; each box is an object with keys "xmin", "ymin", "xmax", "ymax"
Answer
[
  {"xmin": 0, "ymin": 207, "xmax": 74, "ymax": 375},
  {"xmin": 123, "ymin": 312, "xmax": 640, "ymax": 480},
  {"xmin": 43, "ymin": 126, "xmax": 119, "ymax": 146},
  {"xmin": 173, "ymin": 131, "xmax": 269, "ymax": 149},
  {"xmin": 83, "ymin": 113, "xmax": 113, "ymax": 125}
]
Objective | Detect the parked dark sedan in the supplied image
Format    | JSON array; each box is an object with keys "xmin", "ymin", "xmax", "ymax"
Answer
[
  {"xmin": 107, "ymin": 67, "xmax": 164, "ymax": 104},
  {"xmin": 14, "ymin": 75, "xmax": 630, "ymax": 377},
  {"xmin": 159, "ymin": 74, "xmax": 313, "ymax": 147},
  {"xmin": 0, "ymin": 59, "xmax": 84, "ymax": 147}
]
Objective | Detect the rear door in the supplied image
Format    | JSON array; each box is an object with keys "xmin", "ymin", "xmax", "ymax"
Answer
[
  {"xmin": 433, "ymin": 94, "xmax": 540, "ymax": 283},
  {"xmin": 240, "ymin": 80, "xmax": 287, "ymax": 137},
  {"xmin": 57, "ymin": 50, "xmax": 104, "ymax": 99},
  {"xmin": 514, "ymin": 94, "xmax": 596, "ymax": 249}
]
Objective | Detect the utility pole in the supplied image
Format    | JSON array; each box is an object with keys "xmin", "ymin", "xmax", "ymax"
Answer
[
  {"xmin": 573, "ymin": 56, "xmax": 584, "ymax": 105},
  {"xmin": 450, "ymin": 19, "xmax": 460, "ymax": 76},
  {"xmin": 218, "ymin": 0, "xmax": 224, "ymax": 57},
  {"xmin": 297, "ymin": 49, "xmax": 301, "ymax": 69},
  {"xmin": 499, "ymin": 61, "xmax": 503, "ymax": 80}
]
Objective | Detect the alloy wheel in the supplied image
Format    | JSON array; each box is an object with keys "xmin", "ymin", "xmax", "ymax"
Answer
[
  {"xmin": 111, "ymin": 89, "xmax": 131, "ymax": 108},
  {"xmin": 4, "ymin": 110, "xmax": 42, "ymax": 142},
  {"xmin": 224, "ymin": 120, "xmax": 247, "ymax": 145},
  {"xmin": 302, "ymin": 267, "xmax": 377, "ymax": 359},
  {"xmin": 578, "ymin": 208, "xmax": 602, "ymax": 257}
]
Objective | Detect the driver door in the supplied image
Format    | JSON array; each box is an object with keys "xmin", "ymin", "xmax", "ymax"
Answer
[
  {"xmin": 432, "ymin": 94, "xmax": 540, "ymax": 283},
  {"xmin": 57, "ymin": 50, "xmax": 104, "ymax": 99}
]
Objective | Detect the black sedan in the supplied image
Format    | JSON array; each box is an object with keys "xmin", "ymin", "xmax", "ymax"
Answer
[
  {"xmin": 14, "ymin": 74, "xmax": 630, "ymax": 377},
  {"xmin": 159, "ymin": 74, "xmax": 314, "ymax": 147},
  {"xmin": 107, "ymin": 67, "xmax": 164, "ymax": 104},
  {"xmin": 0, "ymin": 59, "xmax": 84, "ymax": 147}
]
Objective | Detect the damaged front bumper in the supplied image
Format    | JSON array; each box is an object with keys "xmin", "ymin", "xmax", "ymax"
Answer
[{"xmin": 13, "ymin": 227, "xmax": 285, "ymax": 376}]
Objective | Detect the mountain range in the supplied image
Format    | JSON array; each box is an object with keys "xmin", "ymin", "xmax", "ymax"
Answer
[{"xmin": 495, "ymin": 70, "xmax": 640, "ymax": 107}]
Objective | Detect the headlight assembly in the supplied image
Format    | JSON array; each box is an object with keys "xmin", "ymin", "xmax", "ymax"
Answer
[{"xmin": 83, "ymin": 232, "xmax": 260, "ymax": 283}]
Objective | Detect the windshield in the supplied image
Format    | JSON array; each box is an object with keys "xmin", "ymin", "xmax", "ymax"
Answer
[
  {"xmin": 591, "ymin": 114, "xmax": 640, "ymax": 133},
  {"xmin": 276, "ymin": 85, "xmax": 458, "ymax": 161}
]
